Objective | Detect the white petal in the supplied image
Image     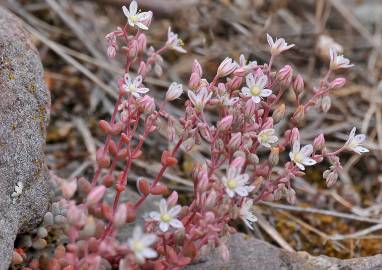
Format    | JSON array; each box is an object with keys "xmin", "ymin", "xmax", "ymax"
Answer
[
  {"xmin": 260, "ymin": 89, "xmax": 272, "ymax": 97},
  {"xmin": 235, "ymin": 187, "xmax": 249, "ymax": 197},
  {"xmin": 141, "ymin": 234, "xmax": 157, "ymax": 246},
  {"xmin": 142, "ymin": 248, "xmax": 157, "ymax": 258},
  {"xmin": 137, "ymin": 88, "xmax": 149, "ymax": 94},
  {"xmin": 135, "ymin": 22, "xmax": 148, "ymax": 30},
  {"xmin": 256, "ymin": 75, "xmax": 268, "ymax": 89},
  {"xmin": 252, "ymin": 96, "xmax": 261, "ymax": 103},
  {"xmin": 266, "ymin": 33, "xmax": 274, "ymax": 47},
  {"xmin": 132, "ymin": 226, "xmax": 142, "ymax": 239},
  {"xmin": 170, "ymin": 219, "xmax": 184, "ymax": 228},
  {"xmin": 149, "ymin": 212, "xmax": 160, "ymax": 221},
  {"xmin": 188, "ymin": 91, "xmax": 197, "ymax": 105},
  {"xmin": 168, "ymin": 205, "xmax": 181, "ymax": 217},
  {"xmin": 241, "ymin": 87, "xmax": 250, "ymax": 96},
  {"xmin": 354, "ymin": 134, "xmax": 366, "ymax": 143},
  {"xmin": 159, "ymin": 199, "xmax": 167, "ymax": 213},
  {"xmin": 300, "ymin": 144, "xmax": 313, "ymax": 156},
  {"xmin": 292, "ymin": 140, "xmax": 300, "ymax": 154},
  {"xmin": 245, "ymin": 73, "xmax": 255, "ymax": 87},
  {"xmin": 236, "ymin": 174, "xmax": 249, "ymax": 184},
  {"xmin": 296, "ymin": 162, "xmax": 305, "ymax": 170},
  {"xmin": 122, "ymin": 5, "xmax": 130, "ymax": 17},
  {"xmin": 159, "ymin": 222, "xmax": 169, "ymax": 232},
  {"xmin": 226, "ymin": 189, "xmax": 235, "ymax": 198},
  {"xmin": 353, "ymin": 146, "xmax": 369, "ymax": 153},
  {"xmin": 244, "ymin": 220, "xmax": 254, "ymax": 230},
  {"xmin": 129, "ymin": 0, "xmax": 138, "ymax": 15},
  {"xmin": 302, "ymin": 158, "xmax": 316, "ymax": 166}
]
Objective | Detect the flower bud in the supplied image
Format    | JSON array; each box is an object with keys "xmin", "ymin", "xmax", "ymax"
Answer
[
  {"xmin": 272, "ymin": 103, "xmax": 285, "ymax": 123},
  {"xmin": 61, "ymin": 179, "xmax": 77, "ymax": 199},
  {"xmin": 137, "ymin": 61, "xmax": 147, "ymax": 76},
  {"xmin": 192, "ymin": 59, "xmax": 203, "ymax": 76},
  {"xmin": 325, "ymin": 171, "xmax": 338, "ymax": 187},
  {"xmin": 289, "ymin": 128, "xmax": 300, "ymax": 145},
  {"xmin": 244, "ymin": 99, "xmax": 257, "ymax": 117},
  {"xmin": 205, "ymin": 190, "xmax": 217, "ymax": 209},
  {"xmin": 217, "ymin": 115, "xmax": 233, "ymax": 131},
  {"xmin": 150, "ymin": 183, "xmax": 168, "ymax": 195},
  {"xmin": 166, "ymin": 82, "xmax": 183, "ymax": 101},
  {"xmin": 217, "ymin": 57, "xmax": 237, "ymax": 78},
  {"xmin": 137, "ymin": 177, "xmax": 150, "ymax": 195},
  {"xmin": 86, "ymin": 185, "xmax": 106, "ymax": 206},
  {"xmin": 293, "ymin": 105, "xmax": 305, "ymax": 124},
  {"xmin": 313, "ymin": 134, "xmax": 325, "ymax": 151},
  {"xmin": 161, "ymin": 150, "xmax": 178, "ymax": 166},
  {"xmin": 113, "ymin": 204, "xmax": 127, "ymax": 227},
  {"xmin": 226, "ymin": 76, "xmax": 243, "ymax": 90},
  {"xmin": 167, "ymin": 191, "xmax": 179, "ymax": 206},
  {"xmin": 96, "ymin": 147, "xmax": 110, "ymax": 168},
  {"xmin": 215, "ymin": 138, "xmax": 225, "ymax": 152},
  {"xmin": 330, "ymin": 77, "xmax": 346, "ymax": 89},
  {"xmin": 231, "ymin": 156, "xmax": 245, "ymax": 170},
  {"xmin": 293, "ymin": 74, "xmax": 304, "ymax": 95},
  {"xmin": 321, "ymin": 95, "xmax": 331, "ymax": 113},
  {"xmin": 276, "ymin": 65, "xmax": 293, "ymax": 86},
  {"xmin": 268, "ymin": 147, "xmax": 280, "ymax": 166},
  {"xmin": 137, "ymin": 33, "xmax": 147, "ymax": 52},
  {"xmin": 188, "ymin": 72, "xmax": 201, "ymax": 90},
  {"xmin": 285, "ymin": 188, "xmax": 296, "ymax": 204},
  {"xmin": 137, "ymin": 95, "xmax": 155, "ymax": 114},
  {"xmin": 228, "ymin": 132, "xmax": 242, "ymax": 149}
]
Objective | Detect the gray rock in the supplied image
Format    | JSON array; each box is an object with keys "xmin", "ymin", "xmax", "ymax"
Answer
[
  {"xmin": 186, "ymin": 234, "xmax": 382, "ymax": 270},
  {"xmin": 0, "ymin": 7, "xmax": 50, "ymax": 270}
]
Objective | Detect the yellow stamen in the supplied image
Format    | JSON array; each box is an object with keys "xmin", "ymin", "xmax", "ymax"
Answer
[{"xmin": 227, "ymin": 179, "xmax": 237, "ymax": 189}]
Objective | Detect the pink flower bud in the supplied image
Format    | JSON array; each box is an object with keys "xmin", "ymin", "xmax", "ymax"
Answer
[
  {"xmin": 188, "ymin": 72, "xmax": 201, "ymax": 90},
  {"xmin": 226, "ymin": 76, "xmax": 243, "ymax": 90},
  {"xmin": 217, "ymin": 115, "xmax": 233, "ymax": 131},
  {"xmin": 137, "ymin": 95, "xmax": 155, "ymax": 113},
  {"xmin": 107, "ymin": 46, "xmax": 116, "ymax": 58},
  {"xmin": 96, "ymin": 147, "xmax": 110, "ymax": 168},
  {"xmin": 137, "ymin": 177, "xmax": 150, "ymax": 195},
  {"xmin": 137, "ymin": 61, "xmax": 148, "ymax": 77},
  {"xmin": 192, "ymin": 59, "xmax": 202, "ymax": 76},
  {"xmin": 205, "ymin": 190, "xmax": 217, "ymax": 209},
  {"xmin": 293, "ymin": 74, "xmax": 304, "ymax": 95},
  {"xmin": 276, "ymin": 65, "xmax": 293, "ymax": 86},
  {"xmin": 293, "ymin": 105, "xmax": 305, "ymax": 124},
  {"xmin": 262, "ymin": 117, "xmax": 273, "ymax": 129},
  {"xmin": 217, "ymin": 57, "xmax": 237, "ymax": 78},
  {"xmin": 231, "ymin": 156, "xmax": 245, "ymax": 170},
  {"xmin": 167, "ymin": 191, "xmax": 179, "ymax": 206},
  {"xmin": 330, "ymin": 77, "xmax": 346, "ymax": 89},
  {"xmin": 61, "ymin": 179, "xmax": 77, "ymax": 199},
  {"xmin": 313, "ymin": 133, "xmax": 325, "ymax": 151},
  {"xmin": 228, "ymin": 132, "xmax": 242, "ymax": 149},
  {"xmin": 127, "ymin": 40, "xmax": 138, "ymax": 60},
  {"xmin": 86, "ymin": 185, "xmax": 106, "ymax": 206},
  {"xmin": 245, "ymin": 99, "xmax": 257, "ymax": 117},
  {"xmin": 233, "ymin": 67, "xmax": 247, "ymax": 77},
  {"xmin": 272, "ymin": 103, "xmax": 285, "ymax": 123},
  {"xmin": 166, "ymin": 82, "xmax": 183, "ymax": 101},
  {"xmin": 289, "ymin": 128, "xmax": 300, "ymax": 145},
  {"xmin": 113, "ymin": 204, "xmax": 127, "ymax": 227},
  {"xmin": 321, "ymin": 95, "xmax": 331, "ymax": 113},
  {"xmin": 137, "ymin": 33, "xmax": 147, "ymax": 52}
]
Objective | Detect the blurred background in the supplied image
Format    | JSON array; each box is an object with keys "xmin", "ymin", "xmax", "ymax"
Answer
[{"xmin": 5, "ymin": 0, "xmax": 382, "ymax": 258}]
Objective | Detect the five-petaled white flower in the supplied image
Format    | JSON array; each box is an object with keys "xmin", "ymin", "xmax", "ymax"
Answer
[
  {"xmin": 128, "ymin": 226, "xmax": 157, "ymax": 263},
  {"xmin": 122, "ymin": 75, "xmax": 149, "ymax": 98},
  {"xmin": 149, "ymin": 199, "xmax": 183, "ymax": 232},
  {"xmin": 266, "ymin": 34, "xmax": 295, "ymax": 56},
  {"xmin": 166, "ymin": 27, "xmax": 187, "ymax": 53},
  {"xmin": 241, "ymin": 73, "xmax": 272, "ymax": 103},
  {"xmin": 289, "ymin": 140, "xmax": 316, "ymax": 170},
  {"xmin": 222, "ymin": 167, "xmax": 254, "ymax": 198},
  {"xmin": 257, "ymin": 129, "xmax": 278, "ymax": 148},
  {"xmin": 239, "ymin": 199, "xmax": 257, "ymax": 230},
  {"xmin": 188, "ymin": 88, "xmax": 212, "ymax": 112},
  {"xmin": 344, "ymin": 127, "xmax": 368, "ymax": 154},
  {"xmin": 122, "ymin": 1, "xmax": 152, "ymax": 30},
  {"xmin": 329, "ymin": 48, "xmax": 353, "ymax": 70}
]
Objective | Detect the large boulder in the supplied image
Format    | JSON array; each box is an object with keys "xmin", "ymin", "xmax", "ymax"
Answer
[
  {"xmin": 0, "ymin": 7, "xmax": 50, "ymax": 269},
  {"xmin": 186, "ymin": 233, "xmax": 382, "ymax": 270}
]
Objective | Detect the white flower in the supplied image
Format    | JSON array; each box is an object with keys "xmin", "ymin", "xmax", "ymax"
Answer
[
  {"xmin": 166, "ymin": 82, "xmax": 183, "ymax": 101},
  {"xmin": 289, "ymin": 140, "xmax": 316, "ymax": 170},
  {"xmin": 257, "ymin": 129, "xmax": 278, "ymax": 148},
  {"xmin": 329, "ymin": 48, "xmax": 353, "ymax": 70},
  {"xmin": 239, "ymin": 199, "xmax": 257, "ymax": 230},
  {"xmin": 344, "ymin": 127, "xmax": 369, "ymax": 154},
  {"xmin": 128, "ymin": 226, "xmax": 157, "ymax": 263},
  {"xmin": 241, "ymin": 73, "xmax": 272, "ymax": 103},
  {"xmin": 122, "ymin": 75, "xmax": 149, "ymax": 98},
  {"xmin": 266, "ymin": 34, "xmax": 294, "ymax": 56},
  {"xmin": 222, "ymin": 167, "xmax": 253, "ymax": 198},
  {"xmin": 166, "ymin": 27, "xmax": 187, "ymax": 53},
  {"xmin": 188, "ymin": 88, "xmax": 212, "ymax": 112},
  {"xmin": 122, "ymin": 1, "xmax": 152, "ymax": 30},
  {"xmin": 149, "ymin": 199, "xmax": 183, "ymax": 232},
  {"xmin": 217, "ymin": 57, "xmax": 238, "ymax": 78}
]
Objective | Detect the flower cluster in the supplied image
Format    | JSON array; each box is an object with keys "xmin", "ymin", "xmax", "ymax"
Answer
[{"xmin": 13, "ymin": 1, "xmax": 369, "ymax": 269}]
